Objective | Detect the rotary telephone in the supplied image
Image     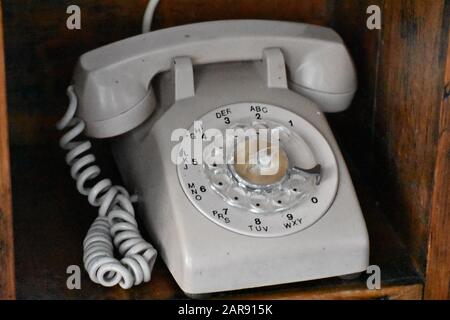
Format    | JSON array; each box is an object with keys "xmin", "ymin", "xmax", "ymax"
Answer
[{"xmin": 57, "ymin": 5, "xmax": 369, "ymax": 295}]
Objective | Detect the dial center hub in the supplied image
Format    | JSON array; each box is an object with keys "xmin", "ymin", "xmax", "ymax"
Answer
[{"xmin": 232, "ymin": 138, "xmax": 289, "ymax": 188}]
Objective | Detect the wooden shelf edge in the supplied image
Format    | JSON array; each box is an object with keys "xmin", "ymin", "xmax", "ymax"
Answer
[
  {"xmin": 223, "ymin": 283, "xmax": 423, "ymax": 300},
  {"xmin": 0, "ymin": 1, "xmax": 16, "ymax": 300}
]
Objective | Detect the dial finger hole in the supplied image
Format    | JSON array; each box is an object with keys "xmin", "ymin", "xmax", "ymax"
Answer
[
  {"xmin": 210, "ymin": 173, "xmax": 232, "ymax": 189},
  {"xmin": 277, "ymin": 127, "xmax": 291, "ymax": 141},
  {"xmin": 251, "ymin": 121, "xmax": 269, "ymax": 130},
  {"xmin": 231, "ymin": 123, "xmax": 248, "ymax": 130},
  {"xmin": 203, "ymin": 146, "xmax": 224, "ymax": 168},
  {"xmin": 227, "ymin": 187, "xmax": 247, "ymax": 205},
  {"xmin": 282, "ymin": 177, "xmax": 312, "ymax": 202},
  {"xmin": 272, "ymin": 192, "xmax": 291, "ymax": 207},
  {"xmin": 284, "ymin": 176, "xmax": 305, "ymax": 190},
  {"xmin": 249, "ymin": 194, "xmax": 270, "ymax": 211}
]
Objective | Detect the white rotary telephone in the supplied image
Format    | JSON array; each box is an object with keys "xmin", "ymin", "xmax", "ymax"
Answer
[{"xmin": 57, "ymin": 2, "xmax": 369, "ymax": 296}]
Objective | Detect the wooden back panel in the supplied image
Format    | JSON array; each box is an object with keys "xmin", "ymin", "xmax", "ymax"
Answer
[{"xmin": 372, "ymin": 0, "xmax": 449, "ymax": 299}]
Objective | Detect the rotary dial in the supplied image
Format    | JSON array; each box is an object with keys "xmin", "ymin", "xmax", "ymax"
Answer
[{"xmin": 177, "ymin": 102, "xmax": 338, "ymax": 237}]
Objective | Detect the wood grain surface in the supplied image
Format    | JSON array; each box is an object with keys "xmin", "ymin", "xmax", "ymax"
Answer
[
  {"xmin": 0, "ymin": 1, "xmax": 16, "ymax": 300},
  {"xmin": 373, "ymin": 0, "xmax": 448, "ymax": 289},
  {"xmin": 424, "ymin": 0, "xmax": 450, "ymax": 300}
]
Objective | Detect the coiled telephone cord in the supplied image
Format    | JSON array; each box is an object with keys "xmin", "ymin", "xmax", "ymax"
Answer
[{"xmin": 57, "ymin": 85, "xmax": 157, "ymax": 289}]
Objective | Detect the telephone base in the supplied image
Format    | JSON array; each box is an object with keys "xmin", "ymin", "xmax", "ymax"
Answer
[
  {"xmin": 183, "ymin": 271, "xmax": 365, "ymax": 299},
  {"xmin": 111, "ymin": 60, "xmax": 369, "ymax": 295}
]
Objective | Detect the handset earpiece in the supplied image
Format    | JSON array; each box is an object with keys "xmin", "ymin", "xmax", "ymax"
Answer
[{"xmin": 287, "ymin": 41, "xmax": 357, "ymax": 112}]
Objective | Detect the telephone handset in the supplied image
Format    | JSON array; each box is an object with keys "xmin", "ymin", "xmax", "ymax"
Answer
[
  {"xmin": 58, "ymin": 17, "xmax": 369, "ymax": 294},
  {"xmin": 73, "ymin": 20, "xmax": 356, "ymax": 138}
]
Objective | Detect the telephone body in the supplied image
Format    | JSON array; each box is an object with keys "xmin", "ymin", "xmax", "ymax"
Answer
[{"xmin": 70, "ymin": 20, "xmax": 369, "ymax": 295}]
